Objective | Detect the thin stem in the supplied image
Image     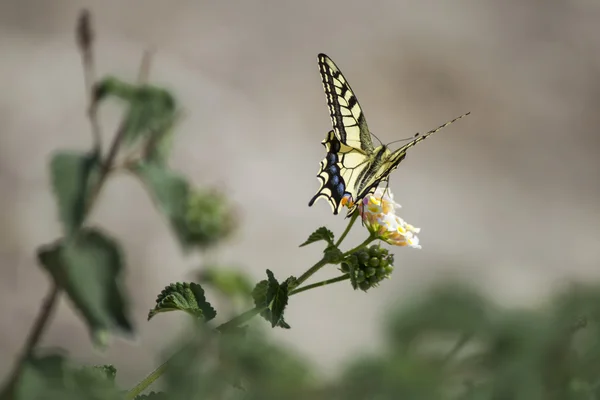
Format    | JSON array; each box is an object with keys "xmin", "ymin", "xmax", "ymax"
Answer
[
  {"xmin": 126, "ymin": 207, "xmax": 369, "ymax": 396},
  {"xmin": 341, "ymin": 235, "xmax": 376, "ymax": 258},
  {"xmin": 335, "ymin": 212, "xmax": 358, "ymax": 247},
  {"xmin": 86, "ymin": 49, "xmax": 154, "ymax": 210},
  {"xmin": 215, "ymin": 306, "xmax": 265, "ymax": 333},
  {"xmin": 125, "ymin": 359, "xmax": 170, "ymax": 400},
  {"xmin": 442, "ymin": 333, "xmax": 472, "ymax": 365},
  {"xmin": 295, "ymin": 258, "xmax": 329, "ymax": 287},
  {"xmin": 0, "ymin": 285, "xmax": 60, "ymax": 397},
  {"xmin": 127, "ymin": 272, "xmax": 353, "ymax": 397},
  {"xmin": 1, "ymin": 49, "xmax": 155, "ymax": 398},
  {"xmin": 77, "ymin": 9, "xmax": 102, "ymax": 153},
  {"xmin": 289, "ymin": 274, "xmax": 350, "ymax": 296}
]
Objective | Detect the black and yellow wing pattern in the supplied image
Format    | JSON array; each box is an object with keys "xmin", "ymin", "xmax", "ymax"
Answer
[{"xmin": 309, "ymin": 53, "xmax": 469, "ymax": 217}]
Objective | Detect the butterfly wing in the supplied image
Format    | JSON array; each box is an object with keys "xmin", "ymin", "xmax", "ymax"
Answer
[
  {"xmin": 318, "ymin": 53, "xmax": 374, "ymax": 153},
  {"xmin": 308, "ymin": 130, "xmax": 372, "ymax": 215}
]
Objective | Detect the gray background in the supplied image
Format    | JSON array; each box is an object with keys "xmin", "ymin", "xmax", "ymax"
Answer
[{"xmin": 1, "ymin": 0, "xmax": 599, "ymax": 386}]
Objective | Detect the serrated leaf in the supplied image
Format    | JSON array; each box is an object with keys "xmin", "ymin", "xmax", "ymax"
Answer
[
  {"xmin": 148, "ymin": 282, "xmax": 216, "ymax": 322},
  {"xmin": 37, "ymin": 228, "xmax": 132, "ymax": 344},
  {"xmin": 50, "ymin": 151, "xmax": 100, "ymax": 236},
  {"xmin": 253, "ymin": 272, "xmax": 291, "ymax": 329},
  {"xmin": 348, "ymin": 263, "xmax": 358, "ymax": 290},
  {"xmin": 252, "ymin": 280, "xmax": 290, "ymax": 329},
  {"xmin": 324, "ymin": 245, "xmax": 343, "ymax": 263},
  {"xmin": 14, "ymin": 354, "xmax": 122, "ymax": 400},
  {"xmin": 252, "ymin": 280, "xmax": 269, "ymax": 308},
  {"xmin": 299, "ymin": 227, "xmax": 334, "ymax": 247},
  {"xmin": 270, "ymin": 278, "xmax": 290, "ymax": 329},
  {"xmin": 265, "ymin": 270, "xmax": 279, "ymax": 306},
  {"xmin": 133, "ymin": 163, "xmax": 191, "ymax": 249}
]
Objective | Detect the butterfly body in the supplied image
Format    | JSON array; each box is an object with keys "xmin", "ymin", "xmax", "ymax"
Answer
[{"xmin": 309, "ymin": 53, "xmax": 469, "ymax": 217}]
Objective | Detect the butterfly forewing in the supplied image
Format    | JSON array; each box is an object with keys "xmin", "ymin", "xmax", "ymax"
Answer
[{"xmin": 318, "ymin": 54, "xmax": 374, "ymax": 154}]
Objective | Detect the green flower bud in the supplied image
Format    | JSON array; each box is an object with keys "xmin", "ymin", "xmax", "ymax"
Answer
[
  {"xmin": 344, "ymin": 245, "xmax": 395, "ymax": 292},
  {"xmin": 358, "ymin": 251, "xmax": 370, "ymax": 265},
  {"xmin": 340, "ymin": 262, "xmax": 350, "ymax": 273},
  {"xmin": 356, "ymin": 270, "xmax": 366, "ymax": 283}
]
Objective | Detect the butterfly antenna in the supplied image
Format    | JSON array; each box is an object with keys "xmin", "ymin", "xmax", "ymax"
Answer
[
  {"xmin": 420, "ymin": 112, "xmax": 471, "ymax": 141},
  {"xmin": 370, "ymin": 131, "xmax": 384, "ymax": 147},
  {"xmin": 387, "ymin": 132, "xmax": 421, "ymax": 147}
]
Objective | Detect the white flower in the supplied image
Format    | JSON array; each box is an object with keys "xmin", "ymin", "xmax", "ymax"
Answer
[{"xmin": 358, "ymin": 187, "xmax": 421, "ymax": 249}]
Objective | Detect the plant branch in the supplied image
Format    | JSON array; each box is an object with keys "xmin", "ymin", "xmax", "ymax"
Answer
[
  {"xmin": 335, "ymin": 212, "xmax": 358, "ymax": 247},
  {"xmin": 1, "ymin": 42, "xmax": 155, "ymax": 398},
  {"xmin": 442, "ymin": 333, "xmax": 472, "ymax": 365},
  {"xmin": 77, "ymin": 9, "xmax": 102, "ymax": 154},
  {"xmin": 341, "ymin": 235, "xmax": 377, "ymax": 258},
  {"xmin": 289, "ymin": 274, "xmax": 350, "ymax": 296},
  {"xmin": 215, "ymin": 306, "xmax": 265, "ymax": 333},
  {"xmin": 0, "ymin": 285, "xmax": 60, "ymax": 397}
]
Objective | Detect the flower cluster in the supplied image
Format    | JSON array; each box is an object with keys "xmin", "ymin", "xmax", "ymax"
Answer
[
  {"xmin": 358, "ymin": 188, "xmax": 421, "ymax": 248},
  {"xmin": 341, "ymin": 244, "xmax": 395, "ymax": 291}
]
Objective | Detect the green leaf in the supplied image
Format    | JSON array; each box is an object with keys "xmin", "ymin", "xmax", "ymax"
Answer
[
  {"xmin": 253, "ymin": 272, "xmax": 291, "ymax": 329},
  {"xmin": 14, "ymin": 354, "xmax": 122, "ymax": 400},
  {"xmin": 134, "ymin": 392, "xmax": 169, "ymax": 400},
  {"xmin": 133, "ymin": 163, "xmax": 191, "ymax": 248},
  {"xmin": 82, "ymin": 365, "xmax": 117, "ymax": 382},
  {"xmin": 196, "ymin": 266, "xmax": 254, "ymax": 299},
  {"xmin": 300, "ymin": 226, "xmax": 334, "ymax": 247},
  {"xmin": 270, "ymin": 280, "xmax": 290, "ymax": 329},
  {"xmin": 251, "ymin": 280, "xmax": 269, "ymax": 308},
  {"xmin": 93, "ymin": 76, "xmax": 136, "ymax": 102},
  {"xmin": 37, "ymin": 228, "xmax": 132, "ymax": 344},
  {"xmin": 142, "ymin": 110, "xmax": 181, "ymax": 165},
  {"xmin": 252, "ymin": 280, "xmax": 290, "ymax": 329},
  {"xmin": 49, "ymin": 151, "xmax": 100, "ymax": 236},
  {"xmin": 265, "ymin": 270, "xmax": 280, "ymax": 306},
  {"xmin": 121, "ymin": 85, "xmax": 176, "ymax": 147},
  {"xmin": 324, "ymin": 245, "xmax": 343, "ymax": 263},
  {"xmin": 148, "ymin": 282, "xmax": 217, "ymax": 322}
]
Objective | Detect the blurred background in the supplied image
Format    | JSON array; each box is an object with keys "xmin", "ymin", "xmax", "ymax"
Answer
[{"xmin": 1, "ymin": 0, "xmax": 599, "ymax": 387}]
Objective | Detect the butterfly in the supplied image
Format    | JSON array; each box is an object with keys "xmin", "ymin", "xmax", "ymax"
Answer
[{"xmin": 308, "ymin": 53, "xmax": 469, "ymax": 217}]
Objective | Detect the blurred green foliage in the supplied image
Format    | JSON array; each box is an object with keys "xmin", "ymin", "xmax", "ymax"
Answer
[{"xmin": 5, "ymin": 9, "xmax": 600, "ymax": 400}]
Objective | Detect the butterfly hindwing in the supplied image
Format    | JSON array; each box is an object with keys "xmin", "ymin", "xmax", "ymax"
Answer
[
  {"xmin": 308, "ymin": 130, "xmax": 371, "ymax": 215},
  {"xmin": 318, "ymin": 54, "xmax": 374, "ymax": 153}
]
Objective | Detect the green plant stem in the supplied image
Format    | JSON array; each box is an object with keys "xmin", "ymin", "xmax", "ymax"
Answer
[
  {"xmin": 127, "ymin": 212, "xmax": 375, "ymax": 397},
  {"xmin": 442, "ymin": 333, "xmax": 472, "ymax": 365},
  {"xmin": 126, "ymin": 272, "xmax": 353, "ymax": 398},
  {"xmin": 335, "ymin": 212, "xmax": 358, "ymax": 247},
  {"xmin": 342, "ymin": 235, "xmax": 376, "ymax": 258},
  {"xmin": 289, "ymin": 274, "xmax": 350, "ymax": 296},
  {"xmin": 294, "ymin": 258, "xmax": 329, "ymax": 287},
  {"xmin": 1, "ymin": 50, "xmax": 155, "ymax": 399},
  {"xmin": 124, "ymin": 360, "xmax": 169, "ymax": 400},
  {"xmin": 0, "ymin": 285, "xmax": 60, "ymax": 397},
  {"xmin": 215, "ymin": 306, "xmax": 265, "ymax": 333}
]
